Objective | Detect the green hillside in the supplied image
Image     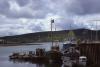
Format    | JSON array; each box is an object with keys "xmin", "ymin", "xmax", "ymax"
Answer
[{"xmin": 0, "ymin": 28, "xmax": 100, "ymax": 44}]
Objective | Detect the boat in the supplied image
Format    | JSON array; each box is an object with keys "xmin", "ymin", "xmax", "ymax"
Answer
[
  {"xmin": 62, "ymin": 56, "xmax": 72, "ymax": 67},
  {"xmin": 47, "ymin": 40, "xmax": 63, "ymax": 63},
  {"xmin": 9, "ymin": 49, "xmax": 49, "ymax": 63},
  {"xmin": 47, "ymin": 19, "xmax": 62, "ymax": 63},
  {"xmin": 62, "ymin": 30, "xmax": 80, "ymax": 67},
  {"xmin": 62, "ymin": 47, "xmax": 80, "ymax": 67},
  {"xmin": 62, "ymin": 30, "xmax": 87, "ymax": 67},
  {"xmin": 62, "ymin": 30, "xmax": 77, "ymax": 54},
  {"xmin": 9, "ymin": 52, "xmax": 20, "ymax": 59},
  {"xmin": 79, "ymin": 56, "xmax": 87, "ymax": 66}
]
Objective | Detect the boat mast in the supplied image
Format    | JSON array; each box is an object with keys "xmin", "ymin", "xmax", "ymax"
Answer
[
  {"xmin": 90, "ymin": 23, "xmax": 93, "ymax": 41},
  {"xmin": 95, "ymin": 21, "xmax": 98, "ymax": 41},
  {"xmin": 69, "ymin": 23, "xmax": 72, "ymax": 40},
  {"xmin": 51, "ymin": 19, "xmax": 54, "ymax": 46},
  {"xmin": 90, "ymin": 20, "xmax": 100, "ymax": 41}
]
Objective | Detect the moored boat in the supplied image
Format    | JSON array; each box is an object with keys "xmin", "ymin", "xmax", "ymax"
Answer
[
  {"xmin": 47, "ymin": 40, "xmax": 63, "ymax": 63},
  {"xmin": 62, "ymin": 30, "xmax": 81, "ymax": 67},
  {"xmin": 9, "ymin": 48, "xmax": 49, "ymax": 63}
]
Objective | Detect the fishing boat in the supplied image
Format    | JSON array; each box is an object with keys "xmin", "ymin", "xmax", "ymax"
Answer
[
  {"xmin": 9, "ymin": 49, "xmax": 49, "ymax": 63},
  {"xmin": 47, "ymin": 40, "xmax": 63, "ymax": 63},
  {"xmin": 46, "ymin": 19, "xmax": 62, "ymax": 63},
  {"xmin": 9, "ymin": 52, "xmax": 20, "ymax": 59},
  {"xmin": 62, "ymin": 30, "xmax": 80, "ymax": 67},
  {"xmin": 62, "ymin": 30, "xmax": 77, "ymax": 54},
  {"xmin": 62, "ymin": 30, "xmax": 87, "ymax": 67}
]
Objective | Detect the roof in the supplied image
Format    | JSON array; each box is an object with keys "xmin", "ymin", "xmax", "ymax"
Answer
[{"xmin": 79, "ymin": 56, "xmax": 87, "ymax": 58}]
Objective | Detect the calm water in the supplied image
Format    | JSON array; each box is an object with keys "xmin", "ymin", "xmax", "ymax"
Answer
[{"xmin": 0, "ymin": 42, "xmax": 64, "ymax": 67}]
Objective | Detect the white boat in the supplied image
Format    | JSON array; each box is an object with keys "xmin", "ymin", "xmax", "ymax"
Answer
[{"xmin": 79, "ymin": 56, "xmax": 87, "ymax": 66}]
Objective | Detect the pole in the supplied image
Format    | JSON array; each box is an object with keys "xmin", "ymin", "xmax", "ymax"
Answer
[
  {"xmin": 96, "ymin": 21, "xmax": 98, "ymax": 41},
  {"xmin": 51, "ymin": 19, "xmax": 54, "ymax": 47},
  {"xmin": 91, "ymin": 23, "xmax": 93, "ymax": 41},
  {"xmin": 89, "ymin": 20, "xmax": 100, "ymax": 41}
]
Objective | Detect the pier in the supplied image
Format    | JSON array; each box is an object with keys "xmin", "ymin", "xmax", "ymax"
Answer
[{"xmin": 79, "ymin": 42, "xmax": 100, "ymax": 66}]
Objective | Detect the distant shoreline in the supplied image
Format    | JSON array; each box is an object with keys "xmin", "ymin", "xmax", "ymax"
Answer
[{"xmin": 0, "ymin": 43, "xmax": 44, "ymax": 47}]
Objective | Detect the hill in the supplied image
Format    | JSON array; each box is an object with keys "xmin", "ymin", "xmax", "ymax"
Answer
[{"xmin": 0, "ymin": 28, "xmax": 100, "ymax": 44}]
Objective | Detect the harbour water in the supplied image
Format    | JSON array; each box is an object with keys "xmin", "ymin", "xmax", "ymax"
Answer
[{"xmin": 0, "ymin": 42, "xmax": 63, "ymax": 67}]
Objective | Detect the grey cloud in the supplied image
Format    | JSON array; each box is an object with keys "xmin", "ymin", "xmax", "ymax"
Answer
[
  {"xmin": 0, "ymin": 18, "xmax": 44, "ymax": 36},
  {"xmin": 56, "ymin": 18, "xmax": 82, "ymax": 30},
  {"xmin": 79, "ymin": 0, "xmax": 100, "ymax": 14},
  {"xmin": 32, "ymin": 25, "xmax": 43, "ymax": 32},
  {"xmin": 15, "ymin": 0, "xmax": 30, "ymax": 6},
  {"xmin": 0, "ymin": 0, "xmax": 49, "ymax": 19},
  {"xmin": 7, "ymin": 10, "xmax": 33, "ymax": 18},
  {"xmin": 28, "ymin": 22, "xmax": 43, "ymax": 32},
  {"xmin": 0, "ymin": 23, "xmax": 32, "ymax": 36},
  {"xmin": 0, "ymin": 0, "xmax": 99, "ymax": 36},
  {"xmin": 0, "ymin": 0, "xmax": 100, "ymax": 19},
  {"xmin": 0, "ymin": 0, "xmax": 10, "ymax": 15},
  {"xmin": 69, "ymin": 0, "xmax": 100, "ymax": 15}
]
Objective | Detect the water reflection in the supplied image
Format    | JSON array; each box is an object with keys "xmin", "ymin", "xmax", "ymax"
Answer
[
  {"xmin": 46, "ymin": 63, "xmax": 62, "ymax": 67},
  {"xmin": 9, "ymin": 59, "xmax": 28, "ymax": 63},
  {"xmin": 36, "ymin": 64, "xmax": 45, "ymax": 67},
  {"xmin": 9, "ymin": 59, "xmax": 62, "ymax": 67}
]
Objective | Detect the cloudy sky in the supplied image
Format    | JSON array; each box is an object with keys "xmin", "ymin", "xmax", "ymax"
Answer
[{"xmin": 0, "ymin": 0, "xmax": 100, "ymax": 36}]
